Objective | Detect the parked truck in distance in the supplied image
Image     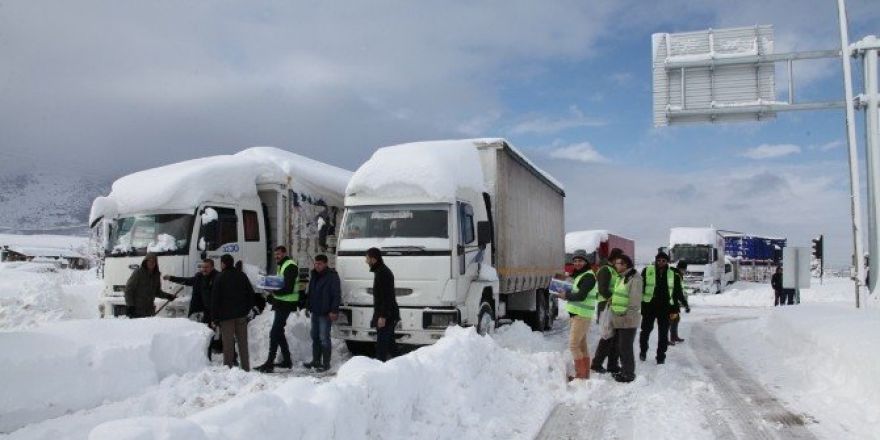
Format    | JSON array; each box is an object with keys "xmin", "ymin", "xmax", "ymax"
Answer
[
  {"xmin": 335, "ymin": 139, "xmax": 565, "ymax": 351},
  {"xmin": 668, "ymin": 227, "xmax": 733, "ymax": 294},
  {"xmin": 565, "ymin": 230, "xmax": 635, "ymax": 274},
  {"xmin": 88, "ymin": 147, "xmax": 352, "ymax": 318},
  {"xmin": 724, "ymin": 233, "xmax": 786, "ymax": 283}
]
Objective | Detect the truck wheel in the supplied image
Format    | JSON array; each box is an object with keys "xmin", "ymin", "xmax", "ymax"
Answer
[
  {"xmin": 529, "ymin": 290, "xmax": 549, "ymax": 332},
  {"xmin": 477, "ymin": 302, "xmax": 495, "ymax": 336}
]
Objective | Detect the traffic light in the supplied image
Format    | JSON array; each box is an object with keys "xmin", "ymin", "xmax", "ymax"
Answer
[{"xmin": 811, "ymin": 235, "xmax": 824, "ymax": 260}]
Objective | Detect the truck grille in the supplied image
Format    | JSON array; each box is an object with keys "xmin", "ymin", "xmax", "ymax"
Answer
[{"xmin": 366, "ymin": 288, "xmax": 413, "ymax": 297}]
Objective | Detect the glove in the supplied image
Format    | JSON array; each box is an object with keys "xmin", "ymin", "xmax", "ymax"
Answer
[
  {"xmin": 669, "ymin": 313, "xmax": 679, "ymax": 320},
  {"xmin": 685, "ymin": 307, "xmax": 691, "ymax": 314}
]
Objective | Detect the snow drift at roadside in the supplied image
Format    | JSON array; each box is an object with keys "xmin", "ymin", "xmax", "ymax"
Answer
[
  {"xmin": 0, "ymin": 319, "xmax": 212, "ymax": 433},
  {"xmin": 90, "ymin": 326, "xmax": 567, "ymax": 440}
]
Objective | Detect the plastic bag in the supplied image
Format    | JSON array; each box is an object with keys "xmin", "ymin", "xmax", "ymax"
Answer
[{"xmin": 598, "ymin": 303, "xmax": 615, "ymax": 340}]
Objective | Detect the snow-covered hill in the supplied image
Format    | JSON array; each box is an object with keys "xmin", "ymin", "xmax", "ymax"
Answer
[{"xmin": 0, "ymin": 172, "xmax": 110, "ymax": 234}]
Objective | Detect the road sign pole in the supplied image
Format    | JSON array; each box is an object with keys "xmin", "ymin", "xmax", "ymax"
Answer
[{"xmin": 836, "ymin": 0, "xmax": 863, "ymax": 308}]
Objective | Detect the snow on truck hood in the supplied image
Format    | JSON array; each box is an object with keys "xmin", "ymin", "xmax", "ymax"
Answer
[
  {"xmin": 89, "ymin": 147, "xmax": 352, "ymax": 224},
  {"xmin": 565, "ymin": 230, "xmax": 609, "ymax": 254},
  {"xmin": 346, "ymin": 138, "xmax": 563, "ymax": 204}
]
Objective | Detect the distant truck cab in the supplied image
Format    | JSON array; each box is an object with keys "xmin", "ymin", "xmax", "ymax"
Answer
[{"xmin": 564, "ymin": 230, "xmax": 635, "ymax": 275}]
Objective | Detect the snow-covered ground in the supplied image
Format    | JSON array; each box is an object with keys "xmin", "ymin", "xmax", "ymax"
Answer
[{"xmin": 2, "ymin": 255, "xmax": 878, "ymax": 440}]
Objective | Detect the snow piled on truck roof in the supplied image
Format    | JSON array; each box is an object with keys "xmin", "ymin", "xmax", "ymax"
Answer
[
  {"xmin": 669, "ymin": 227, "xmax": 718, "ymax": 246},
  {"xmin": 346, "ymin": 139, "xmax": 490, "ymax": 202},
  {"xmin": 89, "ymin": 147, "xmax": 351, "ymax": 224},
  {"xmin": 565, "ymin": 230, "xmax": 609, "ymax": 253},
  {"xmin": 347, "ymin": 138, "xmax": 563, "ymax": 203}
]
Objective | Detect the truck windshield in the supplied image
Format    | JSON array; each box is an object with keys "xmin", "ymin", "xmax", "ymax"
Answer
[
  {"xmin": 343, "ymin": 208, "xmax": 448, "ymax": 239},
  {"xmin": 671, "ymin": 245, "xmax": 712, "ymax": 265},
  {"xmin": 107, "ymin": 214, "xmax": 194, "ymax": 257}
]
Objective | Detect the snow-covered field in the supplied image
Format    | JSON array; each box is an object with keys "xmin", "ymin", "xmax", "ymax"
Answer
[{"xmin": 2, "ymin": 254, "xmax": 879, "ymax": 440}]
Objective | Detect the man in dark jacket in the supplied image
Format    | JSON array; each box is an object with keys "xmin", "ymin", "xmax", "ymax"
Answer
[
  {"xmin": 771, "ymin": 266, "xmax": 783, "ymax": 306},
  {"xmin": 303, "ymin": 254, "xmax": 341, "ymax": 371},
  {"xmin": 591, "ymin": 248, "xmax": 624, "ymax": 374},
  {"xmin": 256, "ymin": 246, "xmax": 299, "ymax": 373},
  {"xmin": 164, "ymin": 258, "xmax": 218, "ymax": 323},
  {"xmin": 124, "ymin": 253, "xmax": 176, "ymax": 318},
  {"xmin": 668, "ymin": 261, "xmax": 690, "ymax": 344},
  {"xmin": 211, "ymin": 254, "xmax": 254, "ymax": 371},
  {"xmin": 639, "ymin": 251, "xmax": 684, "ymax": 364},
  {"xmin": 367, "ymin": 247, "xmax": 399, "ymax": 362}
]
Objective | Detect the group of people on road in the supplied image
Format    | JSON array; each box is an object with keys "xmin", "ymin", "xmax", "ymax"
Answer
[
  {"xmin": 124, "ymin": 245, "xmax": 399, "ymax": 373},
  {"xmin": 558, "ymin": 249, "xmax": 689, "ymax": 383}
]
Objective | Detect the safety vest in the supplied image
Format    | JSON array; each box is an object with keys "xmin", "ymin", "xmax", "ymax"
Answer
[
  {"xmin": 643, "ymin": 264, "xmax": 675, "ymax": 304},
  {"xmin": 274, "ymin": 259, "xmax": 299, "ymax": 303},
  {"xmin": 598, "ymin": 264, "xmax": 620, "ymax": 301},
  {"xmin": 565, "ymin": 270, "xmax": 598, "ymax": 318},
  {"xmin": 611, "ymin": 275, "xmax": 630, "ymax": 314}
]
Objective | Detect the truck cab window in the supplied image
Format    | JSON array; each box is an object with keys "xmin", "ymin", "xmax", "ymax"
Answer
[
  {"xmin": 458, "ymin": 202, "xmax": 475, "ymax": 245},
  {"xmin": 243, "ymin": 210, "xmax": 260, "ymax": 242},
  {"xmin": 202, "ymin": 207, "xmax": 239, "ymax": 251}
]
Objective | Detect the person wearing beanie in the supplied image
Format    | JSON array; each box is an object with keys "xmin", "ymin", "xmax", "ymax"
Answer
[
  {"xmin": 639, "ymin": 251, "xmax": 683, "ymax": 364},
  {"xmin": 560, "ymin": 250, "xmax": 598, "ymax": 380}
]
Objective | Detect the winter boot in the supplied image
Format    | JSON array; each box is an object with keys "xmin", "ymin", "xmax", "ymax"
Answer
[
  {"xmin": 303, "ymin": 346, "xmax": 322, "ymax": 369},
  {"xmin": 256, "ymin": 353, "xmax": 276, "ymax": 373},
  {"xmin": 274, "ymin": 358, "xmax": 293, "ymax": 369},
  {"xmin": 591, "ymin": 364, "xmax": 608, "ymax": 374},
  {"xmin": 318, "ymin": 347, "xmax": 331, "ymax": 372},
  {"xmin": 639, "ymin": 352, "xmax": 647, "ymax": 362},
  {"xmin": 613, "ymin": 372, "xmax": 635, "ymax": 383},
  {"xmin": 577, "ymin": 357, "xmax": 590, "ymax": 380},
  {"xmin": 656, "ymin": 354, "xmax": 666, "ymax": 365}
]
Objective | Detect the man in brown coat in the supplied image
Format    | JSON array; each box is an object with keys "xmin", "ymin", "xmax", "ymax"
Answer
[{"xmin": 124, "ymin": 253, "xmax": 176, "ymax": 318}]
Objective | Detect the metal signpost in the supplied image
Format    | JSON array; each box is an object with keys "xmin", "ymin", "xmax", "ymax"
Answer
[{"xmin": 652, "ymin": 0, "xmax": 878, "ymax": 308}]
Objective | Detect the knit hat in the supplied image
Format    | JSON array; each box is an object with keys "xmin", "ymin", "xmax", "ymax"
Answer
[
  {"xmin": 655, "ymin": 251, "xmax": 670, "ymax": 261},
  {"xmin": 571, "ymin": 250, "xmax": 590, "ymax": 262}
]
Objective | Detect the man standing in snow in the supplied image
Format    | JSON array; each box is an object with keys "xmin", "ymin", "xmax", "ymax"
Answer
[
  {"xmin": 771, "ymin": 266, "xmax": 783, "ymax": 306},
  {"xmin": 303, "ymin": 254, "xmax": 341, "ymax": 372},
  {"xmin": 639, "ymin": 251, "xmax": 683, "ymax": 364},
  {"xmin": 124, "ymin": 253, "xmax": 177, "ymax": 318},
  {"xmin": 591, "ymin": 248, "xmax": 624, "ymax": 374},
  {"xmin": 561, "ymin": 251, "xmax": 598, "ymax": 380},
  {"xmin": 668, "ymin": 261, "xmax": 690, "ymax": 345},
  {"xmin": 211, "ymin": 254, "xmax": 254, "ymax": 371},
  {"xmin": 256, "ymin": 246, "xmax": 299, "ymax": 373},
  {"xmin": 367, "ymin": 247, "xmax": 399, "ymax": 361},
  {"xmin": 164, "ymin": 258, "xmax": 220, "ymax": 359}
]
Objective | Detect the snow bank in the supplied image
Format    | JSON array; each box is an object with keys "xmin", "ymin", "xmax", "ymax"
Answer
[
  {"xmin": 90, "ymin": 147, "xmax": 351, "ymax": 223},
  {"xmin": 0, "ymin": 319, "xmax": 211, "ymax": 433},
  {"xmin": 94, "ymin": 326, "xmax": 566, "ymax": 440},
  {"xmin": 669, "ymin": 227, "xmax": 717, "ymax": 246},
  {"xmin": 0, "ymin": 263, "xmax": 102, "ymax": 330},
  {"xmin": 716, "ymin": 303, "xmax": 880, "ymax": 438},
  {"xmin": 689, "ymin": 277, "xmax": 854, "ymax": 307},
  {"xmin": 347, "ymin": 139, "xmax": 489, "ymax": 203},
  {"xmin": 565, "ymin": 230, "xmax": 608, "ymax": 254}
]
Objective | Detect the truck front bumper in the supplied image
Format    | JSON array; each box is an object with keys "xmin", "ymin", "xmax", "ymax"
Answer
[{"xmin": 335, "ymin": 305, "xmax": 459, "ymax": 346}]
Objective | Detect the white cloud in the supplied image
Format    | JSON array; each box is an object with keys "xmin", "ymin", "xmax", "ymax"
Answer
[
  {"xmin": 609, "ymin": 72, "xmax": 635, "ymax": 86},
  {"xmin": 741, "ymin": 144, "xmax": 802, "ymax": 159},
  {"xmin": 817, "ymin": 140, "xmax": 845, "ymax": 151},
  {"xmin": 548, "ymin": 141, "xmax": 609, "ymax": 163},
  {"xmin": 510, "ymin": 105, "xmax": 606, "ymax": 135}
]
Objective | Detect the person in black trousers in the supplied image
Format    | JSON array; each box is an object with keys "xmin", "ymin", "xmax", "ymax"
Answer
[
  {"xmin": 771, "ymin": 266, "xmax": 784, "ymax": 306},
  {"xmin": 639, "ymin": 251, "xmax": 683, "ymax": 364},
  {"xmin": 367, "ymin": 247, "xmax": 399, "ymax": 361},
  {"xmin": 164, "ymin": 258, "xmax": 219, "ymax": 359}
]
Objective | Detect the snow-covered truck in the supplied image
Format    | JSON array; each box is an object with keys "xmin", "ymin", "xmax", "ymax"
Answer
[
  {"xmin": 668, "ymin": 227, "xmax": 734, "ymax": 294},
  {"xmin": 564, "ymin": 230, "xmax": 635, "ymax": 274},
  {"xmin": 334, "ymin": 139, "xmax": 565, "ymax": 350},
  {"xmin": 88, "ymin": 147, "xmax": 352, "ymax": 318}
]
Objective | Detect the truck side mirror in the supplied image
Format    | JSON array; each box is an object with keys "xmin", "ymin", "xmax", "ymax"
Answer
[{"xmin": 477, "ymin": 221, "xmax": 492, "ymax": 248}]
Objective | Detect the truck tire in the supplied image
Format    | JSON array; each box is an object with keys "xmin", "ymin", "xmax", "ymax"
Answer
[
  {"xmin": 477, "ymin": 302, "xmax": 496, "ymax": 336},
  {"xmin": 345, "ymin": 340, "xmax": 375, "ymax": 357},
  {"xmin": 529, "ymin": 290, "xmax": 549, "ymax": 332}
]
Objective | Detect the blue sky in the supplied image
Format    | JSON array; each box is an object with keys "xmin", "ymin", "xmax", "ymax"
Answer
[{"xmin": 1, "ymin": 0, "xmax": 877, "ymax": 264}]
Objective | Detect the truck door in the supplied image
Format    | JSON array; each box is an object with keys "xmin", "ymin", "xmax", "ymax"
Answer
[
  {"xmin": 455, "ymin": 202, "xmax": 480, "ymax": 303},
  {"xmin": 241, "ymin": 208, "xmax": 266, "ymax": 273},
  {"xmin": 197, "ymin": 206, "xmax": 242, "ymax": 268}
]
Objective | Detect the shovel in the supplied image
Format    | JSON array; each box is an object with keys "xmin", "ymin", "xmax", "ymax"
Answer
[{"xmin": 154, "ymin": 285, "xmax": 185, "ymax": 316}]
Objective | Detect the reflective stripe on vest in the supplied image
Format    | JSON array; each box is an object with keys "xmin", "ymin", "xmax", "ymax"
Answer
[
  {"xmin": 274, "ymin": 259, "xmax": 299, "ymax": 302},
  {"xmin": 611, "ymin": 275, "xmax": 630, "ymax": 314},
  {"xmin": 643, "ymin": 265, "xmax": 674, "ymax": 303},
  {"xmin": 565, "ymin": 270, "xmax": 598, "ymax": 318}
]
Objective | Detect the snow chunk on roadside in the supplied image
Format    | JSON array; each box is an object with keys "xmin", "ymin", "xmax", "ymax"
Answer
[
  {"xmin": 0, "ymin": 319, "xmax": 211, "ymax": 433},
  {"xmin": 89, "ymin": 417, "xmax": 208, "ymax": 440},
  {"xmin": 97, "ymin": 326, "xmax": 567, "ymax": 439}
]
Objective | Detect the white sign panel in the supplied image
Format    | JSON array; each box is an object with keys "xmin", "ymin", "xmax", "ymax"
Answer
[
  {"xmin": 653, "ymin": 25, "xmax": 777, "ymax": 127},
  {"xmin": 782, "ymin": 247, "xmax": 811, "ymax": 289}
]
